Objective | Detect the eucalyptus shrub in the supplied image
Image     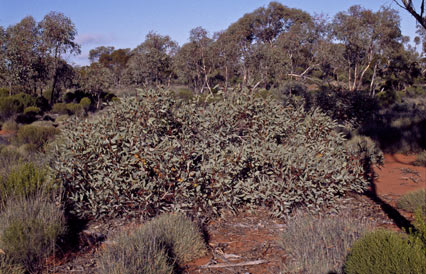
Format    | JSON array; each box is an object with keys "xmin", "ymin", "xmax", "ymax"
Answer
[{"xmin": 52, "ymin": 89, "xmax": 370, "ymax": 219}]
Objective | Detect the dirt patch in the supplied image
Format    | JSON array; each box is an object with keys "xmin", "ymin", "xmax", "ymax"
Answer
[{"xmin": 374, "ymin": 154, "xmax": 426, "ymax": 205}]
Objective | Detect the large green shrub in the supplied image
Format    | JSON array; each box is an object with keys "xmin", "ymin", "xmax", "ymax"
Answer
[
  {"xmin": 51, "ymin": 103, "xmax": 68, "ymax": 115},
  {"xmin": 97, "ymin": 213, "xmax": 206, "ymax": 274},
  {"xmin": 0, "ymin": 196, "xmax": 65, "ymax": 273},
  {"xmin": 344, "ymin": 229, "xmax": 426, "ymax": 274},
  {"xmin": 0, "ymin": 97, "xmax": 23, "ymax": 121},
  {"xmin": 79, "ymin": 97, "xmax": 91, "ymax": 112},
  {"xmin": 52, "ymin": 89, "xmax": 371, "ymax": 219}
]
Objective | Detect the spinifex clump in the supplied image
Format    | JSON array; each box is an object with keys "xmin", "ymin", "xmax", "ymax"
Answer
[{"xmin": 52, "ymin": 89, "xmax": 370, "ymax": 219}]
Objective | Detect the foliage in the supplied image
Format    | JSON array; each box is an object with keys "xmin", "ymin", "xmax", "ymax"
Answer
[
  {"xmin": 53, "ymin": 89, "xmax": 371, "ymax": 219},
  {"xmin": 397, "ymin": 188, "xmax": 426, "ymax": 214},
  {"xmin": 0, "ymin": 146, "xmax": 22, "ymax": 175},
  {"xmin": 97, "ymin": 213, "xmax": 206, "ymax": 274},
  {"xmin": 51, "ymin": 103, "xmax": 68, "ymax": 114},
  {"xmin": 23, "ymin": 106, "xmax": 41, "ymax": 115},
  {"xmin": 80, "ymin": 97, "xmax": 91, "ymax": 111},
  {"xmin": 0, "ymin": 162, "xmax": 52, "ymax": 207},
  {"xmin": 65, "ymin": 103, "xmax": 84, "ymax": 116},
  {"xmin": 15, "ymin": 125, "xmax": 59, "ymax": 150},
  {"xmin": 0, "ymin": 196, "xmax": 65, "ymax": 273},
  {"xmin": 0, "ymin": 97, "xmax": 23, "ymax": 121},
  {"xmin": 280, "ymin": 208, "xmax": 374, "ymax": 274},
  {"xmin": 344, "ymin": 229, "xmax": 426, "ymax": 274}
]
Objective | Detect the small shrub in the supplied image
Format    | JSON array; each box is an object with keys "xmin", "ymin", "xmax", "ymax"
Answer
[
  {"xmin": 80, "ymin": 97, "xmax": 91, "ymax": 111},
  {"xmin": 55, "ymin": 114, "xmax": 69, "ymax": 123},
  {"xmin": 0, "ymin": 196, "xmax": 65, "ymax": 273},
  {"xmin": 1, "ymin": 120, "xmax": 18, "ymax": 132},
  {"xmin": 344, "ymin": 229, "xmax": 426, "ymax": 274},
  {"xmin": 97, "ymin": 213, "xmax": 206, "ymax": 273},
  {"xmin": 0, "ymin": 88, "xmax": 10, "ymax": 97},
  {"xmin": 397, "ymin": 188, "xmax": 426, "ymax": 214},
  {"xmin": 15, "ymin": 125, "xmax": 59, "ymax": 150},
  {"xmin": 11, "ymin": 93, "xmax": 36, "ymax": 109},
  {"xmin": 23, "ymin": 106, "xmax": 41, "ymax": 116},
  {"xmin": 51, "ymin": 103, "xmax": 68, "ymax": 115},
  {"xmin": 0, "ymin": 146, "xmax": 22, "ymax": 175},
  {"xmin": 0, "ymin": 97, "xmax": 23, "ymax": 120},
  {"xmin": 66, "ymin": 103, "xmax": 84, "ymax": 116},
  {"xmin": 413, "ymin": 150, "xmax": 426, "ymax": 167},
  {"xmin": 280, "ymin": 209, "xmax": 374, "ymax": 274},
  {"xmin": 35, "ymin": 96, "xmax": 49, "ymax": 112},
  {"xmin": 0, "ymin": 162, "xmax": 52, "ymax": 206}
]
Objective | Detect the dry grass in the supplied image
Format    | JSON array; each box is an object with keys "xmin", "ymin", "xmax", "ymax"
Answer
[
  {"xmin": 279, "ymin": 208, "xmax": 374, "ymax": 274},
  {"xmin": 397, "ymin": 188, "xmax": 426, "ymax": 214},
  {"xmin": 97, "ymin": 213, "xmax": 207, "ymax": 274},
  {"xmin": 0, "ymin": 195, "xmax": 65, "ymax": 273}
]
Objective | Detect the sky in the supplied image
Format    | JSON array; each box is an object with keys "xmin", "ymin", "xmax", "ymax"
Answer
[{"xmin": 0, "ymin": 0, "xmax": 421, "ymax": 66}]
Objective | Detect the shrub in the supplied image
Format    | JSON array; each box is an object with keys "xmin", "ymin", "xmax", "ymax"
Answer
[
  {"xmin": 23, "ymin": 106, "xmax": 41, "ymax": 116},
  {"xmin": 0, "ymin": 196, "xmax": 65, "ymax": 273},
  {"xmin": 35, "ymin": 96, "xmax": 49, "ymax": 112},
  {"xmin": 80, "ymin": 97, "xmax": 91, "ymax": 111},
  {"xmin": 0, "ymin": 146, "xmax": 22, "ymax": 175},
  {"xmin": 279, "ymin": 209, "xmax": 374, "ymax": 274},
  {"xmin": 11, "ymin": 93, "xmax": 36, "ymax": 109},
  {"xmin": 1, "ymin": 120, "xmax": 18, "ymax": 131},
  {"xmin": 15, "ymin": 125, "xmax": 59, "ymax": 150},
  {"xmin": 0, "ymin": 88, "xmax": 10, "ymax": 97},
  {"xmin": 414, "ymin": 150, "xmax": 426, "ymax": 167},
  {"xmin": 65, "ymin": 103, "xmax": 84, "ymax": 116},
  {"xmin": 0, "ymin": 162, "xmax": 52, "ymax": 206},
  {"xmin": 51, "ymin": 103, "xmax": 68, "ymax": 115},
  {"xmin": 396, "ymin": 188, "xmax": 426, "ymax": 214},
  {"xmin": 344, "ymin": 229, "xmax": 426, "ymax": 274},
  {"xmin": 97, "ymin": 213, "xmax": 206, "ymax": 273},
  {"xmin": 0, "ymin": 97, "xmax": 23, "ymax": 120},
  {"xmin": 52, "ymin": 89, "xmax": 372, "ymax": 219}
]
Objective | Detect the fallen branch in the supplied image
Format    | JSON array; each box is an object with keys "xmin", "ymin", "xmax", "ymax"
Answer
[{"xmin": 200, "ymin": 259, "xmax": 268, "ymax": 269}]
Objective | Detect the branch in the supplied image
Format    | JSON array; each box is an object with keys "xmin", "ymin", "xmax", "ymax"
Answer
[
  {"xmin": 200, "ymin": 259, "xmax": 268, "ymax": 269},
  {"xmin": 394, "ymin": 0, "xmax": 426, "ymax": 29}
]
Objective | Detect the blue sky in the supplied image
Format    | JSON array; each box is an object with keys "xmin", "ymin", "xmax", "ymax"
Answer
[{"xmin": 0, "ymin": 0, "xmax": 421, "ymax": 65}]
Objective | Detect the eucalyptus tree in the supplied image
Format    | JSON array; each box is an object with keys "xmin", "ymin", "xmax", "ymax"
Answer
[
  {"xmin": 98, "ymin": 48, "xmax": 131, "ymax": 86},
  {"xmin": 126, "ymin": 32, "xmax": 177, "ymax": 87},
  {"xmin": 332, "ymin": 5, "xmax": 405, "ymax": 92},
  {"xmin": 78, "ymin": 62, "xmax": 113, "ymax": 109},
  {"xmin": 3, "ymin": 16, "xmax": 40, "ymax": 94},
  {"xmin": 89, "ymin": 46, "xmax": 115, "ymax": 63},
  {"xmin": 39, "ymin": 11, "xmax": 80, "ymax": 104}
]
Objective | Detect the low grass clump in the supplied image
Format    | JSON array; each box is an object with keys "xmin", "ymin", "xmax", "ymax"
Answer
[
  {"xmin": 15, "ymin": 125, "xmax": 59, "ymax": 151},
  {"xmin": 97, "ymin": 213, "xmax": 206, "ymax": 274},
  {"xmin": 344, "ymin": 229, "xmax": 426, "ymax": 274},
  {"xmin": 0, "ymin": 146, "xmax": 22, "ymax": 175},
  {"xmin": 279, "ymin": 209, "xmax": 374, "ymax": 274},
  {"xmin": 0, "ymin": 196, "xmax": 66, "ymax": 273},
  {"xmin": 1, "ymin": 119, "xmax": 18, "ymax": 131},
  {"xmin": 397, "ymin": 188, "xmax": 426, "ymax": 215}
]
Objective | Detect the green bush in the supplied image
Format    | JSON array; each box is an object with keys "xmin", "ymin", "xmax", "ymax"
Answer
[
  {"xmin": 280, "ymin": 209, "xmax": 374, "ymax": 274},
  {"xmin": 0, "ymin": 196, "xmax": 65, "ymax": 273},
  {"xmin": 23, "ymin": 106, "xmax": 41, "ymax": 116},
  {"xmin": 11, "ymin": 93, "xmax": 36, "ymax": 109},
  {"xmin": 344, "ymin": 229, "xmax": 426, "ymax": 274},
  {"xmin": 65, "ymin": 103, "xmax": 84, "ymax": 116},
  {"xmin": 0, "ymin": 97, "xmax": 23, "ymax": 120},
  {"xmin": 0, "ymin": 88, "xmax": 10, "ymax": 97},
  {"xmin": 97, "ymin": 213, "xmax": 206, "ymax": 274},
  {"xmin": 0, "ymin": 146, "xmax": 22, "ymax": 175},
  {"xmin": 0, "ymin": 162, "xmax": 52, "ymax": 206},
  {"xmin": 80, "ymin": 97, "xmax": 91, "ymax": 111},
  {"xmin": 51, "ymin": 103, "xmax": 68, "ymax": 115},
  {"xmin": 15, "ymin": 125, "xmax": 59, "ymax": 150},
  {"xmin": 53, "ymin": 89, "xmax": 372, "ymax": 219},
  {"xmin": 397, "ymin": 188, "xmax": 426, "ymax": 214}
]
